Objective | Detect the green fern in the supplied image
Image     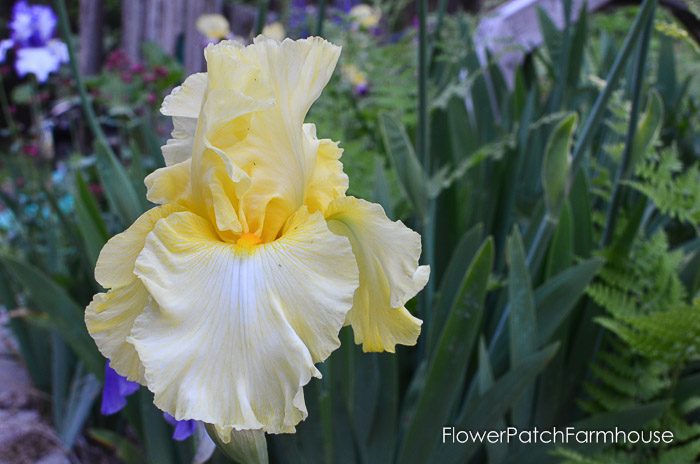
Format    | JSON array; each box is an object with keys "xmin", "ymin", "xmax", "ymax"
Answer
[
  {"xmin": 576, "ymin": 227, "xmax": 700, "ymax": 463},
  {"xmin": 626, "ymin": 148, "xmax": 700, "ymax": 226}
]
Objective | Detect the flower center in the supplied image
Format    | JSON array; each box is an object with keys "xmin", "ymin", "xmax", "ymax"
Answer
[{"xmin": 236, "ymin": 232, "xmax": 262, "ymax": 249}]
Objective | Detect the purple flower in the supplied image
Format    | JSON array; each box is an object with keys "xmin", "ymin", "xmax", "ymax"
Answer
[
  {"xmin": 10, "ymin": 1, "xmax": 57, "ymax": 47},
  {"xmin": 337, "ymin": 0, "xmax": 358, "ymax": 14},
  {"xmin": 100, "ymin": 362, "xmax": 140, "ymax": 415},
  {"xmin": 100, "ymin": 362, "xmax": 196, "ymax": 442},
  {"xmin": 163, "ymin": 413, "xmax": 196, "ymax": 441},
  {"xmin": 0, "ymin": 1, "xmax": 68, "ymax": 82},
  {"xmin": 289, "ymin": 0, "xmax": 310, "ymax": 37},
  {"xmin": 354, "ymin": 81, "xmax": 369, "ymax": 96}
]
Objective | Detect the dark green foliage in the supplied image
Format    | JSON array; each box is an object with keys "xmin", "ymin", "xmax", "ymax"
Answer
[{"xmin": 1, "ymin": 0, "xmax": 699, "ymax": 463}]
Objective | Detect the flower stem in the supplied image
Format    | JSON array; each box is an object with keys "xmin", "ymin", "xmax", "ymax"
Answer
[
  {"xmin": 54, "ymin": 0, "xmax": 111, "ymax": 156},
  {"xmin": 316, "ymin": 0, "xmax": 327, "ymax": 37},
  {"xmin": 417, "ymin": 0, "xmax": 429, "ymax": 172},
  {"xmin": 601, "ymin": 0, "xmax": 656, "ymax": 246},
  {"xmin": 0, "ymin": 73, "xmax": 19, "ymax": 140},
  {"xmin": 255, "ymin": 0, "xmax": 270, "ymax": 36}
]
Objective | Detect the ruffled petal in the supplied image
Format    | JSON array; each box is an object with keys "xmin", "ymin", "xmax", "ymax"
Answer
[
  {"xmin": 326, "ymin": 197, "xmax": 429, "ymax": 352},
  {"xmin": 160, "ymin": 73, "xmax": 207, "ymax": 166},
  {"xmin": 196, "ymin": 14, "xmax": 230, "ymax": 41},
  {"xmin": 130, "ymin": 209, "xmax": 358, "ymax": 432},
  {"xmin": 304, "ymin": 125, "xmax": 348, "ymax": 214},
  {"xmin": 161, "ymin": 72, "xmax": 207, "ymax": 119},
  {"xmin": 250, "ymin": 36, "xmax": 340, "ymax": 129},
  {"xmin": 162, "ymin": 117, "xmax": 197, "ymax": 166},
  {"xmin": 86, "ymin": 279, "xmax": 149, "ymax": 383},
  {"xmin": 94, "ymin": 204, "xmax": 182, "ymax": 289},
  {"xmin": 216, "ymin": 37, "xmax": 341, "ymax": 238},
  {"xmin": 15, "ymin": 46, "xmax": 61, "ymax": 82},
  {"xmin": 144, "ymin": 160, "xmax": 194, "ymax": 207}
]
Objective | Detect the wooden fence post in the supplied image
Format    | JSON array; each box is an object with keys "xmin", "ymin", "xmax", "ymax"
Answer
[
  {"xmin": 121, "ymin": 0, "xmax": 143, "ymax": 62},
  {"xmin": 184, "ymin": 0, "xmax": 223, "ymax": 73},
  {"xmin": 79, "ymin": 0, "xmax": 103, "ymax": 74}
]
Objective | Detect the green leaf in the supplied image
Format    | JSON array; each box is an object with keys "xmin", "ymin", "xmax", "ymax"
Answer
[
  {"xmin": 542, "ymin": 113, "xmax": 577, "ymax": 218},
  {"xmin": 507, "ymin": 228, "xmax": 538, "ymax": 428},
  {"xmin": 675, "ymin": 373, "xmax": 700, "ymax": 403},
  {"xmin": 74, "ymin": 172, "xmax": 108, "ymax": 269},
  {"xmin": 428, "ymin": 223, "xmax": 483, "ymax": 353},
  {"xmin": 544, "ymin": 200, "xmax": 574, "ymax": 278},
  {"xmin": 477, "ymin": 339, "xmax": 508, "ymax": 464},
  {"xmin": 435, "ymin": 343, "xmax": 559, "ymax": 464},
  {"xmin": 95, "ymin": 141, "xmax": 146, "ymax": 226},
  {"xmin": 10, "ymin": 83, "xmax": 33, "ymax": 104},
  {"xmin": 0, "ymin": 267, "xmax": 50, "ymax": 388},
  {"xmin": 398, "ymin": 238, "xmax": 494, "ymax": 464},
  {"xmin": 58, "ymin": 366, "xmax": 101, "ymax": 447},
  {"xmin": 365, "ymin": 354, "xmax": 398, "ymax": 464},
  {"xmin": 0, "ymin": 256, "xmax": 103, "ymax": 376},
  {"xmin": 569, "ymin": 170, "xmax": 594, "ymax": 258},
  {"xmin": 140, "ymin": 391, "xmax": 178, "ymax": 464},
  {"xmin": 379, "ymin": 112, "xmax": 429, "ymax": 219},
  {"xmin": 567, "ymin": 5, "xmax": 587, "ymax": 89},
  {"xmin": 627, "ymin": 89, "xmax": 664, "ymax": 176},
  {"xmin": 372, "ymin": 158, "xmax": 394, "ymax": 218},
  {"xmin": 89, "ymin": 428, "xmax": 145, "ymax": 464},
  {"xmin": 571, "ymin": 0, "xmax": 657, "ymax": 172},
  {"xmin": 504, "ymin": 401, "xmax": 670, "ymax": 463},
  {"xmin": 535, "ymin": 257, "xmax": 603, "ymax": 346}
]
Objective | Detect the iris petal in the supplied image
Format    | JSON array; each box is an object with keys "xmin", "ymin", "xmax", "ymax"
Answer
[
  {"xmin": 130, "ymin": 209, "xmax": 358, "ymax": 432},
  {"xmin": 88, "ymin": 205, "xmax": 182, "ymax": 382},
  {"xmin": 86, "ymin": 280, "xmax": 149, "ymax": 382},
  {"xmin": 85, "ymin": 37, "xmax": 429, "ymax": 435},
  {"xmin": 326, "ymin": 197, "xmax": 429, "ymax": 352},
  {"xmin": 161, "ymin": 72, "xmax": 207, "ymax": 119},
  {"xmin": 95, "ymin": 204, "xmax": 182, "ymax": 289}
]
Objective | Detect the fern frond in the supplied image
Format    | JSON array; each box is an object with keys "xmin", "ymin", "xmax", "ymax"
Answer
[{"xmin": 627, "ymin": 148, "xmax": 700, "ymax": 226}]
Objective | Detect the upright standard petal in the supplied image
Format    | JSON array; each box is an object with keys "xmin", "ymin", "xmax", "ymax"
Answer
[
  {"xmin": 160, "ymin": 73, "xmax": 207, "ymax": 167},
  {"xmin": 304, "ymin": 125, "xmax": 348, "ymax": 214},
  {"xmin": 162, "ymin": 117, "xmax": 197, "ymax": 167},
  {"xmin": 131, "ymin": 209, "xmax": 358, "ymax": 432},
  {"xmin": 326, "ymin": 197, "xmax": 430, "ymax": 352},
  {"xmin": 229, "ymin": 38, "xmax": 341, "ymax": 238},
  {"xmin": 161, "ymin": 72, "xmax": 208, "ymax": 119}
]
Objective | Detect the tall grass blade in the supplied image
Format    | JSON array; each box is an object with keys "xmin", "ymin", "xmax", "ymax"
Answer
[{"xmin": 398, "ymin": 238, "xmax": 494, "ymax": 464}]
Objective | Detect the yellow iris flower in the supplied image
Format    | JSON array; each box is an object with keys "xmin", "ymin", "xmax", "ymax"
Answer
[
  {"xmin": 196, "ymin": 14, "xmax": 231, "ymax": 41},
  {"xmin": 341, "ymin": 63, "xmax": 368, "ymax": 88},
  {"xmin": 261, "ymin": 22, "xmax": 286, "ymax": 42},
  {"xmin": 85, "ymin": 37, "xmax": 429, "ymax": 437},
  {"xmin": 349, "ymin": 4, "xmax": 381, "ymax": 29}
]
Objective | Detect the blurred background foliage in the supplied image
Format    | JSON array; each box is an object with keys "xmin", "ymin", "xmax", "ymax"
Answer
[{"xmin": 0, "ymin": 0, "xmax": 699, "ymax": 462}]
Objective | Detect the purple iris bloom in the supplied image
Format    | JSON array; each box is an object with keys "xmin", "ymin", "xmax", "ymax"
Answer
[
  {"xmin": 337, "ymin": 0, "xmax": 357, "ymax": 14},
  {"xmin": 10, "ymin": 1, "xmax": 56, "ymax": 47},
  {"xmin": 0, "ymin": 1, "xmax": 68, "ymax": 82},
  {"xmin": 100, "ymin": 362, "xmax": 140, "ymax": 415},
  {"xmin": 163, "ymin": 413, "xmax": 196, "ymax": 441},
  {"xmin": 100, "ymin": 362, "xmax": 196, "ymax": 441},
  {"xmin": 354, "ymin": 82, "xmax": 369, "ymax": 97},
  {"xmin": 289, "ymin": 0, "xmax": 310, "ymax": 37}
]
